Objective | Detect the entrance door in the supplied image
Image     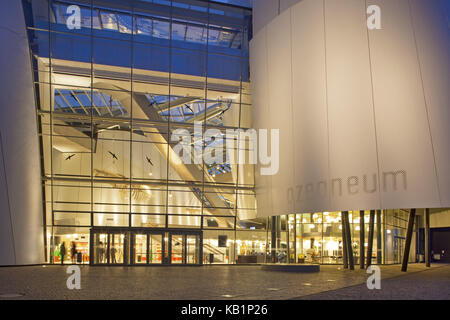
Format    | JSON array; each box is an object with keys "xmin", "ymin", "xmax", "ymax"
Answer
[
  {"xmin": 134, "ymin": 233, "xmax": 147, "ymax": 264},
  {"xmin": 168, "ymin": 231, "xmax": 201, "ymax": 265},
  {"xmin": 92, "ymin": 229, "xmax": 201, "ymax": 265},
  {"xmin": 149, "ymin": 233, "xmax": 164, "ymax": 264},
  {"xmin": 186, "ymin": 234, "xmax": 200, "ymax": 264},
  {"xmin": 92, "ymin": 230, "xmax": 127, "ymax": 265},
  {"xmin": 131, "ymin": 232, "xmax": 164, "ymax": 265},
  {"xmin": 170, "ymin": 234, "xmax": 185, "ymax": 264}
]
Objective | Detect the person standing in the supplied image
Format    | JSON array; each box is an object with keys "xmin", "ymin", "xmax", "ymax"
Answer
[
  {"xmin": 60, "ymin": 242, "xmax": 66, "ymax": 265},
  {"xmin": 71, "ymin": 242, "xmax": 77, "ymax": 264},
  {"xmin": 110, "ymin": 246, "xmax": 117, "ymax": 264}
]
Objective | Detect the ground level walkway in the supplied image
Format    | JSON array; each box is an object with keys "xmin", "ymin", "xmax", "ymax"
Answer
[{"xmin": 0, "ymin": 263, "xmax": 448, "ymax": 300}]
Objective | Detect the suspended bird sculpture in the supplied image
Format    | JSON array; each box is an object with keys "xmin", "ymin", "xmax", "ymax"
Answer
[
  {"xmin": 146, "ymin": 156, "xmax": 153, "ymax": 166},
  {"xmin": 108, "ymin": 151, "xmax": 118, "ymax": 160},
  {"xmin": 65, "ymin": 154, "xmax": 76, "ymax": 161},
  {"xmin": 185, "ymin": 105, "xmax": 194, "ymax": 113}
]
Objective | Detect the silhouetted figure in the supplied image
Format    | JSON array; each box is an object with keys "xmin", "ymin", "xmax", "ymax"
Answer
[
  {"xmin": 71, "ymin": 241, "xmax": 77, "ymax": 263},
  {"xmin": 60, "ymin": 242, "xmax": 66, "ymax": 265},
  {"xmin": 98, "ymin": 241, "xmax": 105, "ymax": 263},
  {"xmin": 110, "ymin": 247, "xmax": 117, "ymax": 264}
]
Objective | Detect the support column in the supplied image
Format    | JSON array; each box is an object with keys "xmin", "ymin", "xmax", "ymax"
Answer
[
  {"xmin": 271, "ymin": 216, "xmax": 277, "ymax": 263},
  {"xmin": 341, "ymin": 213, "xmax": 348, "ymax": 269},
  {"xmin": 343, "ymin": 211, "xmax": 354, "ymax": 270},
  {"xmin": 359, "ymin": 210, "xmax": 365, "ymax": 269},
  {"xmin": 401, "ymin": 209, "xmax": 416, "ymax": 272},
  {"xmin": 366, "ymin": 210, "xmax": 375, "ymax": 268},
  {"xmin": 425, "ymin": 208, "xmax": 431, "ymax": 267},
  {"xmin": 376, "ymin": 210, "xmax": 382, "ymax": 264}
]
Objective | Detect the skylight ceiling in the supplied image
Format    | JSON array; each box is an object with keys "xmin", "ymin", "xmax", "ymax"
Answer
[
  {"xmin": 211, "ymin": 0, "xmax": 252, "ymax": 8},
  {"xmin": 145, "ymin": 94, "xmax": 232, "ymax": 125},
  {"xmin": 55, "ymin": 89, "xmax": 232, "ymax": 127},
  {"xmin": 52, "ymin": 2, "xmax": 245, "ymax": 49}
]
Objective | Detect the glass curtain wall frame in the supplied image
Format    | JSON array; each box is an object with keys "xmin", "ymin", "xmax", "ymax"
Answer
[
  {"xmin": 264, "ymin": 211, "xmax": 387, "ymax": 265},
  {"xmin": 26, "ymin": 0, "xmax": 254, "ymax": 265}
]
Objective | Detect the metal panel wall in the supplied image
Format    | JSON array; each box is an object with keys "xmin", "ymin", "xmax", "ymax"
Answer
[
  {"xmin": 266, "ymin": 10, "xmax": 295, "ymax": 216},
  {"xmin": 0, "ymin": 0, "xmax": 44, "ymax": 265},
  {"xmin": 250, "ymin": 0, "xmax": 449, "ymax": 216},
  {"xmin": 250, "ymin": 28, "xmax": 273, "ymax": 217},
  {"xmin": 290, "ymin": 0, "xmax": 330, "ymax": 212}
]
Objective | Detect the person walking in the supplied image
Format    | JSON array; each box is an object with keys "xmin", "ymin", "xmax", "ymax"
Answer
[{"xmin": 60, "ymin": 242, "xmax": 66, "ymax": 265}]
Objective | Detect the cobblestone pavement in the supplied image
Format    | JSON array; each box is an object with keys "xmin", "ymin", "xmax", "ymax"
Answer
[
  {"xmin": 297, "ymin": 264, "xmax": 450, "ymax": 300},
  {"xmin": 0, "ymin": 263, "xmax": 448, "ymax": 300}
]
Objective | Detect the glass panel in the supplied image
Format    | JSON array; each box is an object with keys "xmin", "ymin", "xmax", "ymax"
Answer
[
  {"xmin": 93, "ymin": 233, "xmax": 108, "ymax": 264},
  {"xmin": 94, "ymin": 213, "xmax": 129, "ymax": 227},
  {"xmin": 153, "ymin": 18, "xmax": 170, "ymax": 39},
  {"xmin": 117, "ymin": 13, "xmax": 133, "ymax": 34},
  {"xmin": 168, "ymin": 215, "xmax": 201, "ymax": 228},
  {"xmin": 186, "ymin": 234, "xmax": 200, "ymax": 264},
  {"xmin": 203, "ymin": 230, "xmax": 234, "ymax": 264},
  {"xmin": 100, "ymin": 11, "xmax": 118, "ymax": 31},
  {"xmin": 171, "ymin": 21, "xmax": 186, "ymax": 41},
  {"xmin": 186, "ymin": 25, "xmax": 206, "ymax": 44},
  {"xmin": 204, "ymin": 216, "xmax": 235, "ymax": 229},
  {"xmin": 149, "ymin": 234, "xmax": 163, "ymax": 264},
  {"xmin": 322, "ymin": 223, "xmax": 342, "ymax": 264},
  {"xmin": 134, "ymin": 234, "xmax": 147, "ymax": 264},
  {"xmin": 52, "ymin": 227, "xmax": 90, "ymax": 264},
  {"xmin": 171, "ymin": 234, "xmax": 184, "ymax": 264},
  {"xmin": 295, "ymin": 223, "xmax": 323, "ymax": 264},
  {"xmin": 136, "ymin": 16, "xmax": 152, "ymax": 35},
  {"xmin": 53, "ymin": 212, "xmax": 90, "ymax": 226},
  {"xmin": 109, "ymin": 233, "xmax": 125, "ymax": 264},
  {"xmin": 235, "ymin": 230, "xmax": 267, "ymax": 264}
]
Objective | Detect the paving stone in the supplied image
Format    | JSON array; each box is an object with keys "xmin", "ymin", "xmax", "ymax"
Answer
[{"xmin": 0, "ymin": 264, "xmax": 447, "ymax": 300}]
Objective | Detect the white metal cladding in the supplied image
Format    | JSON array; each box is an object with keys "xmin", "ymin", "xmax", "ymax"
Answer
[
  {"xmin": 0, "ymin": 1, "xmax": 44, "ymax": 265},
  {"xmin": 251, "ymin": 0, "xmax": 450, "ymax": 217}
]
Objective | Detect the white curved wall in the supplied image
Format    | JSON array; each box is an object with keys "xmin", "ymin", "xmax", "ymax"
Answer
[
  {"xmin": 251, "ymin": 0, "xmax": 450, "ymax": 216},
  {"xmin": 0, "ymin": 1, "xmax": 44, "ymax": 264}
]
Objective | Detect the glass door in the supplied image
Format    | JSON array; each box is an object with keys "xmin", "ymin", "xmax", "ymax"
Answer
[
  {"xmin": 131, "ymin": 232, "xmax": 164, "ymax": 265},
  {"xmin": 168, "ymin": 231, "xmax": 202, "ymax": 265},
  {"xmin": 134, "ymin": 234, "xmax": 147, "ymax": 264},
  {"xmin": 186, "ymin": 234, "xmax": 200, "ymax": 264},
  {"xmin": 149, "ymin": 234, "xmax": 163, "ymax": 264},
  {"xmin": 93, "ymin": 233, "xmax": 108, "ymax": 264},
  {"xmin": 170, "ymin": 234, "xmax": 185, "ymax": 264},
  {"xmin": 91, "ymin": 230, "xmax": 127, "ymax": 265},
  {"xmin": 109, "ymin": 233, "xmax": 125, "ymax": 264}
]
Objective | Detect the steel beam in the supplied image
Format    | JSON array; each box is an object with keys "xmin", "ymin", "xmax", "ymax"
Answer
[
  {"xmin": 376, "ymin": 210, "xmax": 382, "ymax": 264},
  {"xmin": 366, "ymin": 210, "xmax": 375, "ymax": 268},
  {"xmin": 401, "ymin": 208, "xmax": 416, "ymax": 272},
  {"xmin": 360, "ymin": 210, "xmax": 365, "ymax": 269},
  {"xmin": 341, "ymin": 213, "xmax": 348, "ymax": 269},
  {"xmin": 155, "ymin": 96, "xmax": 199, "ymax": 113},
  {"xmin": 343, "ymin": 211, "xmax": 354, "ymax": 270},
  {"xmin": 271, "ymin": 216, "xmax": 277, "ymax": 263},
  {"xmin": 425, "ymin": 208, "xmax": 431, "ymax": 267}
]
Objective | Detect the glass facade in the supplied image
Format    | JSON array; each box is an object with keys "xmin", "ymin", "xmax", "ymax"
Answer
[
  {"xmin": 25, "ymin": 0, "xmax": 262, "ymax": 265},
  {"xmin": 23, "ymin": 0, "xmax": 415, "ymax": 266}
]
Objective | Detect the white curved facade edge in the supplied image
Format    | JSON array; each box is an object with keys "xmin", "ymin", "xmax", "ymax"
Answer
[
  {"xmin": 0, "ymin": 1, "xmax": 44, "ymax": 265},
  {"xmin": 251, "ymin": 0, "xmax": 450, "ymax": 216}
]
